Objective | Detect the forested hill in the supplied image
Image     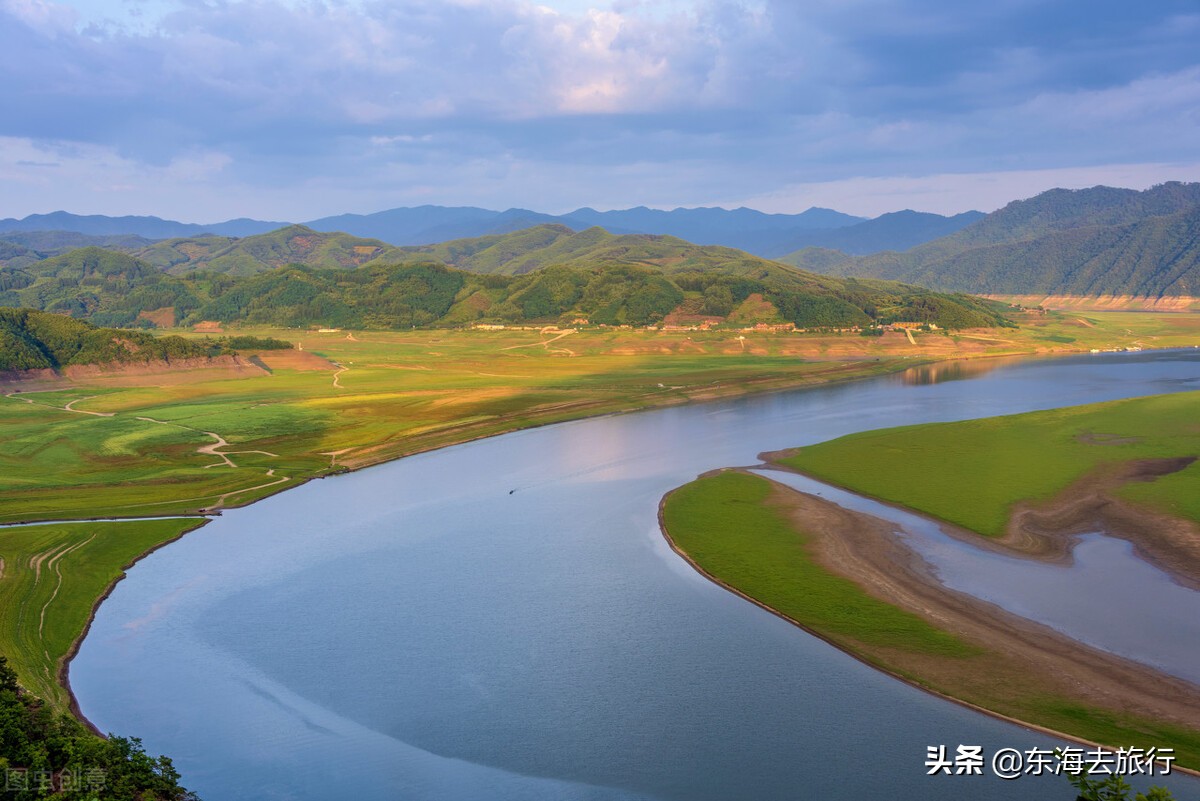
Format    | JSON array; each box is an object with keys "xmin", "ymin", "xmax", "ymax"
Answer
[
  {"xmin": 791, "ymin": 182, "xmax": 1200, "ymax": 296},
  {"xmin": 130, "ymin": 225, "xmax": 400, "ymax": 275},
  {"xmin": 868, "ymin": 205, "xmax": 1200, "ymax": 296},
  {"xmin": 0, "ymin": 308, "xmax": 287, "ymax": 372},
  {"xmin": 0, "ymin": 231, "xmax": 1010, "ymax": 332}
]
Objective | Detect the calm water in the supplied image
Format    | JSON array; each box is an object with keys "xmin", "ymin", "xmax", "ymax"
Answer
[{"xmin": 72, "ymin": 350, "xmax": 1200, "ymax": 801}]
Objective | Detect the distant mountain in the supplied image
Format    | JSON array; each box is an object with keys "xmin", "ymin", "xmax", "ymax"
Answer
[
  {"xmin": 0, "ymin": 211, "xmax": 286, "ymax": 240},
  {"xmin": 302, "ymin": 204, "xmax": 870, "ymax": 251},
  {"xmin": 304, "ymin": 206, "xmax": 573, "ymax": 244},
  {"xmin": 774, "ymin": 210, "xmax": 984, "ymax": 259},
  {"xmin": 0, "ymin": 205, "xmax": 982, "ymax": 258},
  {"xmin": 821, "ymin": 183, "xmax": 1200, "ymax": 296}
]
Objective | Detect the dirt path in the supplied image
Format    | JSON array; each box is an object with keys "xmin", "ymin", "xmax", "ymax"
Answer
[
  {"xmin": 4, "ymin": 392, "xmax": 114, "ymax": 417},
  {"xmin": 209, "ymin": 469, "xmax": 291, "ymax": 510},
  {"xmin": 62, "ymin": 396, "xmax": 115, "ymax": 417},
  {"xmin": 332, "ymin": 364, "xmax": 349, "ymax": 389},
  {"xmin": 500, "ymin": 328, "xmax": 577, "ymax": 356},
  {"xmin": 320, "ymin": 448, "xmax": 355, "ymax": 468},
  {"xmin": 39, "ymin": 534, "xmax": 96, "ymax": 642},
  {"xmin": 903, "ymin": 327, "xmax": 917, "ymax": 345},
  {"xmin": 136, "ymin": 416, "xmax": 278, "ymax": 469}
]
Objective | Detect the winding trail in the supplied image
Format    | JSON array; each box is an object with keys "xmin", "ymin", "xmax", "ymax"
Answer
[
  {"xmin": 332, "ymin": 364, "xmax": 349, "ymax": 389},
  {"xmin": 500, "ymin": 328, "xmax": 577, "ymax": 356},
  {"xmin": 136, "ymin": 416, "xmax": 278, "ymax": 469},
  {"xmin": 39, "ymin": 534, "xmax": 96, "ymax": 642},
  {"xmin": 62, "ymin": 397, "xmax": 115, "ymax": 417},
  {"xmin": 208, "ymin": 469, "xmax": 291, "ymax": 510},
  {"xmin": 4, "ymin": 392, "xmax": 115, "ymax": 417}
]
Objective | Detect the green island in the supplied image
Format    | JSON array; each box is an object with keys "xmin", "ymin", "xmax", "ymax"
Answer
[{"xmin": 661, "ymin": 391, "xmax": 1200, "ymax": 771}]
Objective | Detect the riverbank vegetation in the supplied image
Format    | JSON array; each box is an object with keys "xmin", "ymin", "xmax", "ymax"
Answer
[
  {"xmin": 0, "ymin": 655, "xmax": 198, "ymax": 799},
  {"xmin": 661, "ymin": 471, "xmax": 1200, "ymax": 769}
]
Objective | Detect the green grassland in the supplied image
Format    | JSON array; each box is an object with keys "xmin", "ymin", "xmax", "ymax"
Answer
[
  {"xmin": 661, "ymin": 471, "xmax": 1200, "ymax": 768},
  {"xmin": 662, "ymin": 471, "xmax": 976, "ymax": 656},
  {"xmin": 0, "ymin": 518, "xmax": 203, "ymax": 707},
  {"xmin": 779, "ymin": 390, "xmax": 1200, "ymax": 536}
]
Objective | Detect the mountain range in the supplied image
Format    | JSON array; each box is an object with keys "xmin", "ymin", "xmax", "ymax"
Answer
[{"xmin": 0, "ymin": 204, "xmax": 982, "ymax": 259}]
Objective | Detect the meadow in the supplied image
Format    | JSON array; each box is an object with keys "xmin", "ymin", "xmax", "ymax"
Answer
[
  {"xmin": 777, "ymin": 390, "xmax": 1200, "ymax": 537},
  {"xmin": 0, "ymin": 518, "xmax": 203, "ymax": 707},
  {"xmin": 662, "ymin": 471, "xmax": 975, "ymax": 656}
]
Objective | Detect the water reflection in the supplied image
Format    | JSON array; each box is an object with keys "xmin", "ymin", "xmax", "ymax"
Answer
[{"xmin": 897, "ymin": 357, "xmax": 1016, "ymax": 385}]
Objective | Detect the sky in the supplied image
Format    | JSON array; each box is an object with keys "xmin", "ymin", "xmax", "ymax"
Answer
[{"xmin": 2, "ymin": 0, "xmax": 1199, "ymax": 221}]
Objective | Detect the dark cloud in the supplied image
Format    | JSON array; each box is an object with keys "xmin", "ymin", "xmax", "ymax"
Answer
[{"xmin": 0, "ymin": 0, "xmax": 1198, "ymax": 217}]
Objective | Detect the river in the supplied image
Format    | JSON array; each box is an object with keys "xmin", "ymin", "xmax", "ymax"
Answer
[{"xmin": 71, "ymin": 349, "xmax": 1200, "ymax": 800}]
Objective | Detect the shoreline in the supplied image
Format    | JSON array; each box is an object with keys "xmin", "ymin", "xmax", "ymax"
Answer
[
  {"xmin": 61, "ymin": 517, "xmax": 210, "ymax": 735},
  {"xmin": 45, "ymin": 344, "xmax": 1198, "ymax": 739},
  {"xmin": 657, "ymin": 474, "xmax": 1200, "ymax": 778}
]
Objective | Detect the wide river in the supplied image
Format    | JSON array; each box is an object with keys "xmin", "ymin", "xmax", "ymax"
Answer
[{"xmin": 72, "ymin": 350, "xmax": 1200, "ymax": 800}]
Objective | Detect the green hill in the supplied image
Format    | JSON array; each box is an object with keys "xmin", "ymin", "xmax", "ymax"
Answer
[
  {"xmin": 133, "ymin": 225, "xmax": 402, "ymax": 275},
  {"xmin": 388, "ymin": 224, "xmax": 815, "ymax": 279},
  {"xmin": 1, "ymin": 247, "xmax": 203, "ymax": 327},
  {"xmin": 886, "ymin": 206, "xmax": 1200, "ymax": 296},
  {"xmin": 2, "ymin": 227, "xmax": 1011, "ymax": 331},
  {"xmin": 0, "ymin": 307, "xmax": 217, "ymax": 371},
  {"xmin": 813, "ymin": 183, "xmax": 1200, "ymax": 296}
]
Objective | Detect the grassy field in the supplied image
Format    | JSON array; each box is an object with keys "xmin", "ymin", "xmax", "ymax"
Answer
[
  {"xmin": 662, "ymin": 471, "xmax": 976, "ymax": 656},
  {"xmin": 0, "ymin": 518, "xmax": 203, "ymax": 707},
  {"xmin": 661, "ymin": 471, "xmax": 1200, "ymax": 768},
  {"xmin": 779, "ymin": 390, "xmax": 1200, "ymax": 536}
]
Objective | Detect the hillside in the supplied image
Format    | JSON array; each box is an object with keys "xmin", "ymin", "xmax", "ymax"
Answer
[
  {"xmin": 0, "ymin": 231, "xmax": 154, "ymax": 269},
  {"xmin": 886, "ymin": 206, "xmax": 1200, "ymax": 296},
  {"xmin": 818, "ymin": 183, "xmax": 1200, "ymax": 296},
  {"xmin": 389, "ymin": 224, "xmax": 826, "ymax": 278},
  {"xmin": 0, "ymin": 229, "xmax": 1010, "ymax": 331},
  {"xmin": 132, "ymin": 225, "xmax": 403, "ymax": 275},
  {"xmin": 0, "ymin": 307, "xmax": 218, "ymax": 371}
]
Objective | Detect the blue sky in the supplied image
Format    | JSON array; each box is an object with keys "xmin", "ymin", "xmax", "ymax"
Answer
[{"xmin": 2, "ymin": 0, "xmax": 1199, "ymax": 221}]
